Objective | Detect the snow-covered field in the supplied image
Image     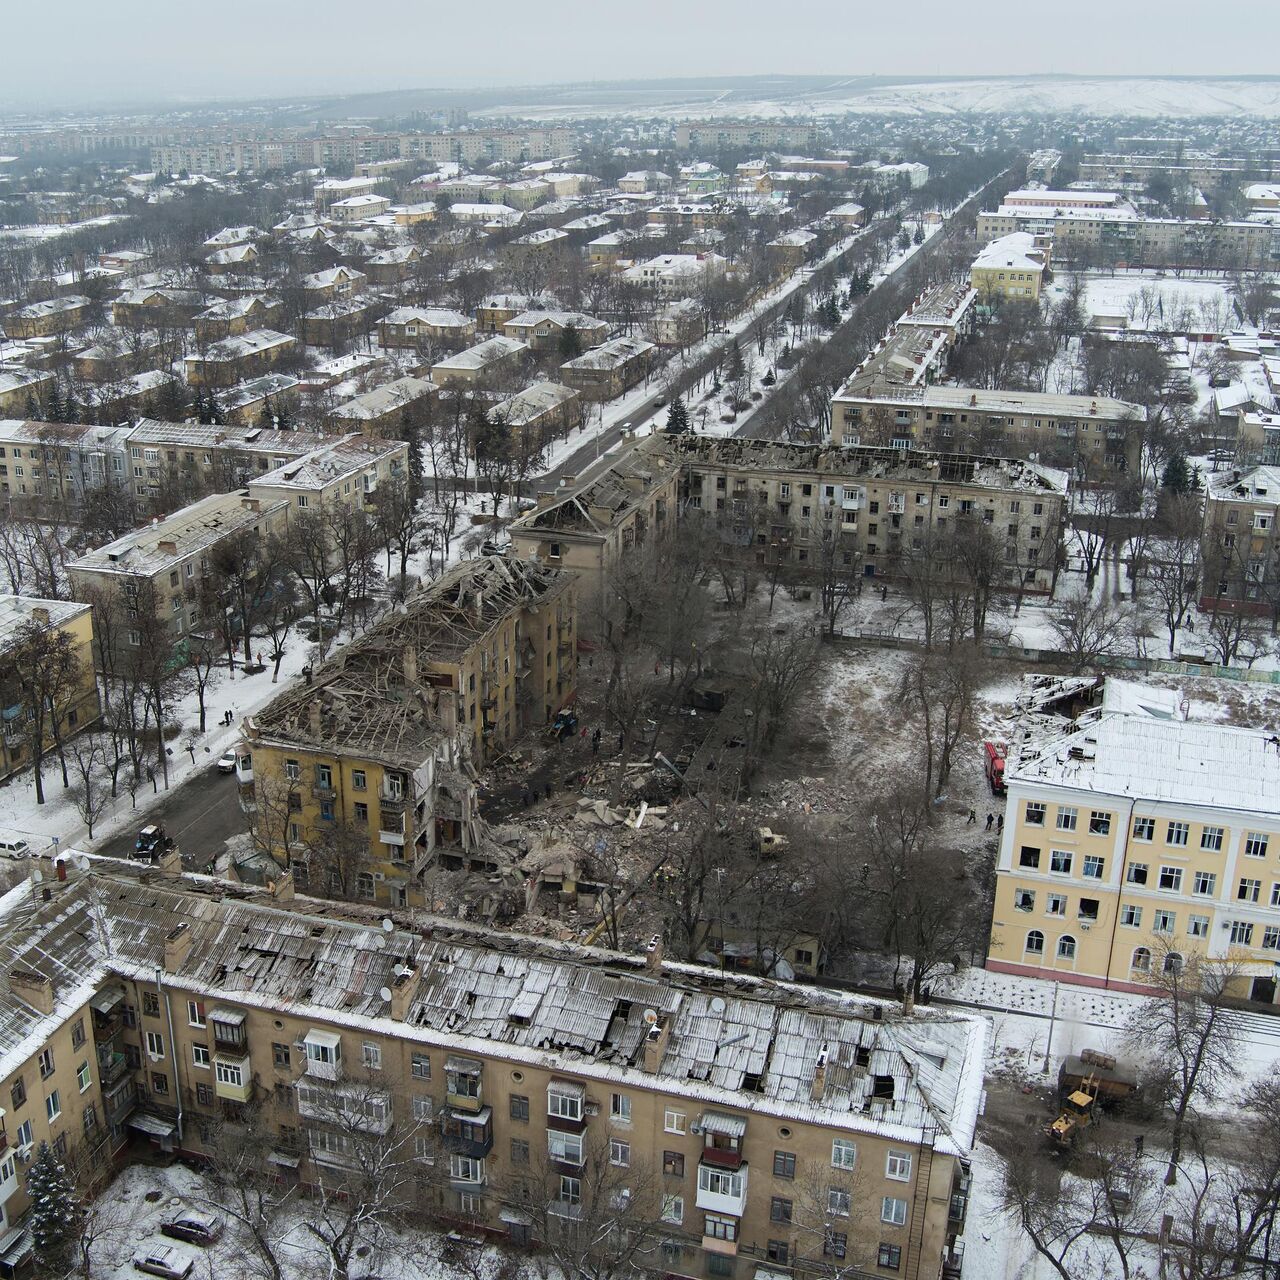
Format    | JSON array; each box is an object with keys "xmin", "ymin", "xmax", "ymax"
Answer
[{"xmin": 478, "ymin": 77, "xmax": 1280, "ymax": 122}]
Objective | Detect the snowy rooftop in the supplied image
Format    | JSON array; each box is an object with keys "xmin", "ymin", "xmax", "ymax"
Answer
[
  {"xmin": 383, "ymin": 306, "xmax": 473, "ymax": 327},
  {"xmin": 492, "ymin": 380, "xmax": 578, "ymax": 425},
  {"xmin": 1007, "ymin": 680, "xmax": 1280, "ymax": 815},
  {"xmin": 0, "ymin": 595, "xmax": 90, "ymax": 652},
  {"xmin": 195, "ymin": 293, "xmax": 278, "ymax": 321},
  {"xmin": 561, "ymin": 335, "xmax": 655, "ymax": 370},
  {"xmin": 125, "ymin": 419, "xmax": 326, "ymax": 455},
  {"xmin": 68, "ymin": 490, "xmax": 289, "ymax": 579},
  {"xmin": 11, "ymin": 295, "xmax": 89, "ymax": 318},
  {"xmin": 192, "ymin": 328, "xmax": 294, "ymax": 362},
  {"xmin": 1205, "ymin": 464, "xmax": 1280, "ymax": 504},
  {"xmin": 332, "ymin": 376, "xmax": 437, "ymax": 420},
  {"xmin": 432, "ymin": 335, "xmax": 527, "ymax": 371},
  {"xmin": 0, "ymin": 861, "xmax": 985, "ymax": 1153},
  {"xmin": 251, "ymin": 434, "xmax": 403, "ymax": 492},
  {"xmin": 972, "ymin": 231, "xmax": 1046, "ymax": 272}
]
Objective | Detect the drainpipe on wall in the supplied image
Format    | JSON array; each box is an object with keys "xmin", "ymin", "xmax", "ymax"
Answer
[{"xmin": 155, "ymin": 966, "xmax": 184, "ymax": 1147}]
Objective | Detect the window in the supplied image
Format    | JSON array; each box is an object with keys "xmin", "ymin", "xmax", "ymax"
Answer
[
  {"xmin": 187, "ymin": 1000, "xmax": 206, "ymax": 1027},
  {"xmin": 1194, "ymin": 871, "xmax": 1217, "ymax": 896},
  {"xmin": 885, "ymin": 1149, "xmax": 913, "ymax": 1181},
  {"xmin": 1231, "ymin": 920, "xmax": 1255, "ymax": 947},
  {"xmin": 610, "ymin": 1092, "xmax": 631, "ymax": 1122},
  {"xmin": 146, "ymin": 1031, "xmax": 164, "ymax": 1058},
  {"xmin": 1025, "ymin": 930, "xmax": 1045, "ymax": 955},
  {"xmin": 1274, "ymin": 883, "xmax": 1280, "ymax": 908},
  {"xmin": 1239, "ymin": 878, "xmax": 1262, "ymax": 903},
  {"xmin": 547, "ymin": 1087, "xmax": 581, "ymax": 1122},
  {"xmin": 882, "ymin": 1196, "xmax": 908, "ymax": 1226},
  {"xmin": 11, "ymin": 1078, "xmax": 25, "ymax": 1109},
  {"xmin": 1121, "ymin": 904, "xmax": 1142, "ymax": 927},
  {"xmin": 273, "ymin": 1043, "xmax": 291, "ymax": 1069},
  {"xmin": 609, "ymin": 1138, "xmax": 630, "ymax": 1167},
  {"xmin": 411, "ymin": 1053, "xmax": 431, "ymax": 1081},
  {"xmin": 215, "ymin": 1059, "xmax": 244, "ymax": 1088},
  {"xmin": 1245, "ymin": 832, "xmax": 1269, "ymax": 859},
  {"xmin": 1153, "ymin": 910, "xmax": 1176, "ymax": 934},
  {"xmin": 1057, "ymin": 806, "xmax": 1077, "ymax": 832},
  {"xmin": 1159, "ymin": 866, "xmax": 1183, "ymax": 892},
  {"xmin": 664, "ymin": 1108, "xmax": 686, "ymax": 1134},
  {"xmin": 1167, "ymin": 821, "xmax": 1189, "ymax": 847},
  {"xmin": 46, "ymin": 1090, "xmax": 61, "ymax": 1122},
  {"xmin": 1128, "ymin": 862, "xmax": 1149, "ymax": 885},
  {"xmin": 1188, "ymin": 914, "xmax": 1210, "ymax": 939},
  {"xmin": 510, "ymin": 1138, "xmax": 529, "ymax": 1164},
  {"xmin": 828, "ymin": 1187, "xmax": 851, "ymax": 1216},
  {"xmin": 412, "ymin": 1095, "xmax": 433, "ymax": 1122},
  {"xmin": 1025, "ymin": 802, "xmax": 1046, "ymax": 826},
  {"xmin": 1057, "ymin": 936, "xmax": 1076, "ymax": 960},
  {"xmin": 356, "ymin": 873, "xmax": 375, "ymax": 900},
  {"xmin": 767, "ymin": 1240, "xmax": 790, "ymax": 1265},
  {"xmin": 1014, "ymin": 889, "xmax": 1036, "ymax": 912},
  {"xmin": 71, "ymin": 1019, "xmax": 85, "ymax": 1049},
  {"xmin": 38, "ymin": 1049, "xmax": 54, "ymax": 1079},
  {"xmin": 1201, "ymin": 826, "xmax": 1224, "ymax": 852},
  {"xmin": 661, "ymin": 1195, "xmax": 684, "ymax": 1225},
  {"xmin": 770, "ymin": 1196, "xmax": 793, "ymax": 1223},
  {"xmin": 351, "ymin": 768, "xmax": 366, "ymax": 790},
  {"xmin": 15, "ymin": 1120, "xmax": 32, "ymax": 1151},
  {"xmin": 1132, "ymin": 947, "xmax": 1152, "ymax": 972},
  {"xmin": 82, "ymin": 1104, "xmax": 97, "ymax": 1135},
  {"xmin": 192, "ymin": 1044, "xmax": 210, "ymax": 1069},
  {"xmin": 509, "ymin": 1095, "xmax": 529, "ymax": 1122},
  {"xmin": 450, "ymin": 1154, "xmax": 484, "ymax": 1184},
  {"xmin": 664, "ymin": 1150, "xmax": 686, "ymax": 1177},
  {"xmin": 1050, "ymin": 849, "xmax": 1073, "ymax": 874},
  {"xmin": 547, "ymin": 1129, "xmax": 583, "ymax": 1165},
  {"xmin": 704, "ymin": 1214, "xmax": 737, "ymax": 1242},
  {"xmin": 1264, "ymin": 926, "xmax": 1280, "ymax": 951},
  {"xmin": 362, "ymin": 1042, "xmax": 382, "ymax": 1071},
  {"xmin": 1133, "ymin": 817, "xmax": 1155, "ymax": 842},
  {"xmin": 832, "ymin": 1138, "xmax": 857, "ymax": 1169},
  {"xmin": 1082, "ymin": 856, "xmax": 1105, "ymax": 880},
  {"xmin": 1046, "ymin": 893, "xmax": 1067, "ymax": 917},
  {"xmin": 878, "ymin": 1242, "xmax": 903, "ymax": 1270},
  {"xmin": 1089, "ymin": 811, "xmax": 1112, "ymax": 836},
  {"xmin": 77, "ymin": 1062, "xmax": 91, "ymax": 1092},
  {"xmin": 1019, "ymin": 846, "xmax": 1041, "ymax": 869}
]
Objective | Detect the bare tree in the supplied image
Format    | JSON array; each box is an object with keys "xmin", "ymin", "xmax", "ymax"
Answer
[
  {"xmin": 896, "ymin": 648, "xmax": 978, "ymax": 802},
  {"xmin": 64, "ymin": 734, "xmax": 112, "ymax": 841},
  {"xmin": 1125, "ymin": 944, "xmax": 1243, "ymax": 1185},
  {"xmin": 1048, "ymin": 586, "xmax": 1126, "ymax": 672},
  {"xmin": 1144, "ymin": 495, "xmax": 1203, "ymax": 654},
  {"xmin": 10, "ymin": 617, "xmax": 84, "ymax": 803}
]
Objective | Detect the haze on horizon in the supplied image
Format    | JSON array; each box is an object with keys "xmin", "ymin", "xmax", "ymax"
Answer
[{"xmin": 6, "ymin": 0, "xmax": 1280, "ymax": 111}]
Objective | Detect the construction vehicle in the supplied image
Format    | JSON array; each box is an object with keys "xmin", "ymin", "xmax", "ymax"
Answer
[
  {"xmin": 1047, "ymin": 1077, "xmax": 1101, "ymax": 1147},
  {"xmin": 1059, "ymin": 1048, "xmax": 1140, "ymax": 1107}
]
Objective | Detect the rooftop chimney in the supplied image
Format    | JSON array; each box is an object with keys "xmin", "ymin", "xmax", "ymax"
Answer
[
  {"xmin": 157, "ymin": 539, "xmax": 178, "ymax": 555},
  {"xmin": 164, "ymin": 921, "xmax": 193, "ymax": 973},
  {"xmin": 810, "ymin": 1041, "xmax": 830, "ymax": 1102},
  {"xmin": 10, "ymin": 968, "xmax": 53, "ymax": 1015},
  {"xmin": 307, "ymin": 699, "xmax": 322, "ymax": 738},
  {"xmin": 644, "ymin": 934, "xmax": 664, "ymax": 973},
  {"xmin": 643, "ymin": 1013, "xmax": 672, "ymax": 1074},
  {"xmin": 390, "ymin": 964, "xmax": 422, "ymax": 1021},
  {"xmin": 269, "ymin": 870, "xmax": 295, "ymax": 902},
  {"xmin": 29, "ymin": 605, "xmax": 50, "ymax": 625}
]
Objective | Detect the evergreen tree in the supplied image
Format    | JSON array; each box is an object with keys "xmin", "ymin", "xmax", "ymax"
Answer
[
  {"xmin": 45, "ymin": 385, "xmax": 64, "ymax": 423},
  {"xmin": 258, "ymin": 401, "xmax": 275, "ymax": 431},
  {"xmin": 1161, "ymin": 453, "xmax": 1191, "ymax": 494},
  {"xmin": 62, "ymin": 390, "xmax": 80, "ymax": 424},
  {"xmin": 664, "ymin": 397, "xmax": 689, "ymax": 434},
  {"xmin": 275, "ymin": 400, "xmax": 293, "ymax": 431},
  {"xmin": 725, "ymin": 340, "xmax": 745, "ymax": 383},
  {"xmin": 558, "ymin": 322, "xmax": 582, "ymax": 360},
  {"xmin": 25, "ymin": 1141, "xmax": 82, "ymax": 1275},
  {"xmin": 913, "ymin": 224, "xmax": 926, "ymax": 245},
  {"xmin": 207, "ymin": 390, "xmax": 224, "ymax": 426},
  {"xmin": 761, "ymin": 368, "xmax": 776, "ymax": 387},
  {"xmin": 24, "ymin": 392, "xmax": 43, "ymax": 421}
]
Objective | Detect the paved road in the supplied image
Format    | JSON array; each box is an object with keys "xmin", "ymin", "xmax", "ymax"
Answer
[{"xmin": 96, "ymin": 762, "xmax": 249, "ymax": 870}]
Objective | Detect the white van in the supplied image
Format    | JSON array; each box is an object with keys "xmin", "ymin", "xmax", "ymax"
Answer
[{"xmin": 0, "ymin": 838, "xmax": 31, "ymax": 859}]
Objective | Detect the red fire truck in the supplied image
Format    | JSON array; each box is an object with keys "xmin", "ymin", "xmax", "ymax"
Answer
[{"xmin": 983, "ymin": 741, "xmax": 1007, "ymax": 796}]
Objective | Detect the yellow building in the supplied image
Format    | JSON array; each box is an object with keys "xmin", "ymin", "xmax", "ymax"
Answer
[
  {"xmin": 0, "ymin": 596, "xmax": 101, "ymax": 784},
  {"xmin": 0, "ymin": 859, "xmax": 982, "ymax": 1280},
  {"xmin": 990, "ymin": 677, "xmax": 1280, "ymax": 1004},
  {"xmin": 969, "ymin": 232, "xmax": 1049, "ymax": 303},
  {"xmin": 243, "ymin": 556, "xmax": 576, "ymax": 906},
  {"xmin": 4, "ymin": 294, "xmax": 91, "ymax": 338}
]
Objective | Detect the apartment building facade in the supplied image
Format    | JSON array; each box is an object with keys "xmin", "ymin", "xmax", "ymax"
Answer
[
  {"xmin": 1199, "ymin": 464, "xmax": 1280, "ymax": 612},
  {"xmin": 0, "ymin": 419, "xmax": 131, "ymax": 512},
  {"xmin": 0, "ymin": 861, "xmax": 980, "ymax": 1280},
  {"xmin": 0, "ymin": 596, "xmax": 101, "ymax": 783},
  {"xmin": 989, "ymin": 678, "xmax": 1280, "ymax": 1004},
  {"xmin": 184, "ymin": 329, "xmax": 297, "ymax": 388},
  {"xmin": 675, "ymin": 121, "xmax": 819, "ymax": 150},
  {"xmin": 969, "ymin": 233, "xmax": 1048, "ymax": 303},
  {"xmin": 243, "ymin": 557, "xmax": 576, "ymax": 903},
  {"xmin": 560, "ymin": 337, "xmax": 656, "ymax": 401},
  {"xmin": 67, "ymin": 490, "xmax": 290, "ymax": 650},
  {"xmin": 831, "ymin": 384, "xmax": 1144, "ymax": 478}
]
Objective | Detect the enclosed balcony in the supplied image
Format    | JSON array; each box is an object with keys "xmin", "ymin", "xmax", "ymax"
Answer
[
  {"xmin": 441, "ymin": 1106, "xmax": 493, "ymax": 1159},
  {"xmin": 210, "ymin": 1008, "xmax": 248, "ymax": 1055},
  {"xmin": 214, "ymin": 1053, "xmax": 252, "ymax": 1103},
  {"xmin": 303, "ymin": 1029, "xmax": 343, "ymax": 1081},
  {"xmin": 695, "ymin": 1161, "xmax": 748, "ymax": 1217},
  {"xmin": 445, "ymin": 1055, "xmax": 483, "ymax": 1113}
]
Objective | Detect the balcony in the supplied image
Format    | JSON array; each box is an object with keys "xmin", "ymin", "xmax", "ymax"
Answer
[
  {"xmin": 695, "ymin": 1162, "xmax": 748, "ymax": 1216},
  {"xmin": 378, "ymin": 789, "xmax": 406, "ymax": 812},
  {"xmin": 210, "ymin": 1009, "xmax": 248, "ymax": 1055},
  {"xmin": 441, "ymin": 1106, "xmax": 493, "ymax": 1159},
  {"xmin": 700, "ymin": 1234, "xmax": 738, "ymax": 1258},
  {"xmin": 104, "ymin": 1078, "xmax": 136, "ymax": 1125},
  {"xmin": 297, "ymin": 1082, "xmax": 392, "ymax": 1135},
  {"xmin": 213, "ymin": 1053, "xmax": 252, "ymax": 1103},
  {"xmin": 311, "ymin": 781, "xmax": 336, "ymax": 800},
  {"xmin": 303, "ymin": 1030, "xmax": 343, "ymax": 1081},
  {"xmin": 445, "ymin": 1056, "xmax": 484, "ymax": 1113},
  {"xmin": 97, "ymin": 1049, "xmax": 129, "ymax": 1087}
]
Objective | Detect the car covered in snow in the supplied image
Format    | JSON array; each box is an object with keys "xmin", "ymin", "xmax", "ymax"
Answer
[
  {"xmin": 133, "ymin": 1243, "xmax": 195, "ymax": 1278},
  {"xmin": 160, "ymin": 1210, "xmax": 224, "ymax": 1245}
]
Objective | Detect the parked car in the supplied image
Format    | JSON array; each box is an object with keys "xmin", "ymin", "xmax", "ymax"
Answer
[
  {"xmin": 216, "ymin": 750, "xmax": 237, "ymax": 775},
  {"xmin": 160, "ymin": 1211, "xmax": 224, "ymax": 1246},
  {"xmin": 133, "ymin": 1244, "xmax": 195, "ymax": 1279},
  {"xmin": 0, "ymin": 837, "xmax": 31, "ymax": 860}
]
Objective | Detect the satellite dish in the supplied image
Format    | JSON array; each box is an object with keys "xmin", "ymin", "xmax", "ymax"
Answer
[
  {"xmin": 379, "ymin": 986, "xmax": 393, "ymax": 1003},
  {"xmin": 643, "ymin": 1008, "xmax": 659, "ymax": 1026},
  {"xmin": 710, "ymin": 997, "xmax": 727, "ymax": 1015},
  {"xmin": 393, "ymin": 964, "xmax": 408, "ymax": 978},
  {"xmin": 381, "ymin": 917, "xmax": 394, "ymax": 933}
]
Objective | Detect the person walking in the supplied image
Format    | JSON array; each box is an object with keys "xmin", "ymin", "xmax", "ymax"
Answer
[
  {"xmin": 985, "ymin": 813, "xmax": 994, "ymax": 832},
  {"xmin": 967, "ymin": 808, "xmax": 976, "ymax": 825}
]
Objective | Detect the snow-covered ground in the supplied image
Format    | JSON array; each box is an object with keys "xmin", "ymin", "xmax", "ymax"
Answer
[
  {"xmin": 479, "ymin": 77, "xmax": 1280, "ymax": 122},
  {"xmin": 0, "ymin": 213, "xmax": 128, "ymax": 243}
]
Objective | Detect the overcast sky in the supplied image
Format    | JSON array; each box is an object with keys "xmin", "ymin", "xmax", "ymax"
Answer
[{"xmin": 6, "ymin": 0, "xmax": 1279, "ymax": 109}]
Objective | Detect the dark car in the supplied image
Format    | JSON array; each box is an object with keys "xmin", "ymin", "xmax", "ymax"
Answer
[{"xmin": 159, "ymin": 1212, "xmax": 224, "ymax": 1246}]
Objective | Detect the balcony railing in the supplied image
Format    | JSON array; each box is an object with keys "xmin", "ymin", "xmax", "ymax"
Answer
[{"xmin": 97, "ymin": 1049, "xmax": 129, "ymax": 1087}]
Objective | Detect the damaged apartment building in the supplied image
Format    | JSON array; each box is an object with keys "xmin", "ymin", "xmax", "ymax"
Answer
[
  {"xmin": 241, "ymin": 555, "xmax": 576, "ymax": 908},
  {"xmin": 0, "ymin": 856, "xmax": 981, "ymax": 1280}
]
